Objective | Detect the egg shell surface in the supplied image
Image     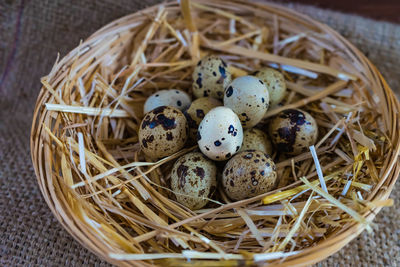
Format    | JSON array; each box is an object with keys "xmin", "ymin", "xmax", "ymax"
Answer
[
  {"xmin": 144, "ymin": 89, "xmax": 191, "ymax": 114},
  {"xmin": 268, "ymin": 109, "xmax": 318, "ymax": 155},
  {"xmin": 170, "ymin": 152, "xmax": 217, "ymax": 210},
  {"xmin": 192, "ymin": 56, "xmax": 232, "ymax": 100},
  {"xmin": 139, "ymin": 106, "xmax": 188, "ymax": 159},
  {"xmin": 254, "ymin": 68, "xmax": 287, "ymax": 107},
  {"xmin": 184, "ymin": 97, "xmax": 222, "ymax": 140},
  {"xmin": 222, "ymin": 150, "xmax": 277, "ymax": 201},
  {"xmin": 197, "ymin": 106, "xmax": 243, "ymax": 161},
  {"xmin": 224, "ymin": 75, "xmax": 269, "ymax": 128},
  {"xmin": 240, "ymin": 128, "xmax": 273, "ymax": 155}
]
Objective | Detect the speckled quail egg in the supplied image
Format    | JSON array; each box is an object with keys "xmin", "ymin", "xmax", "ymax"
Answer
[
  {"xmin": 139, "ymin": 106, "xmax": 188, "ymax": 159},
  {"xmin": 223, "ymin": 75, "xmax": 269, "ymax": 128},
  {"xmin": 170, "ymin": 152, "xmax": 217, "ymax": 210},
  {"xmin": 222, "ymin": 150, "xmax": 277, "ymax": 201},
  {"xmin": 239, "ymin": 128, "xmax": 272, "ymax": 155},
  {"xmin": 192, "ymin": 56, "xmax": 232, "ymax": 100},
  {"xmin": 268, "ymin": 109, "xmax": 318, "ymax": 155},
  {"xmin": 197, "ymin": 106, "xmax": 243, "ymax": 161},
  {"xmin": 143, "ymin": 89, "xmax": 191, "ymax": 114},
  {"xmin": 184, "ymin": 97, "xmax": 222, "ymax": 140},
  {"xmin": 254, "ymin": 68, "xmax": 287, "ymax": 107}
]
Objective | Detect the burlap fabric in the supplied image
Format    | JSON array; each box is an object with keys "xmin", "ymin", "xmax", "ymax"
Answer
[{"xmin": 0, "ymin": 0, "xmax": 399, "ymax": 266}]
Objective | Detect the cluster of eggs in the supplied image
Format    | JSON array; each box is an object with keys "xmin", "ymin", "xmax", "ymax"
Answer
[{"xmin": 138, "ymin": 55, "xmax": 318, "ymax": 210}]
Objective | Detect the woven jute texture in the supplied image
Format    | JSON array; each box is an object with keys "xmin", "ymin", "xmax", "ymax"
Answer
[{"xmin": 0, "ymin": 0, "xmax": 399, "ymax": 266}]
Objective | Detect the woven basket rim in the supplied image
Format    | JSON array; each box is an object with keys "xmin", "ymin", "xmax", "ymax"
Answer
[{"xmin": 30, "ymin": 1, "xmax": 400, "ymax": 266}]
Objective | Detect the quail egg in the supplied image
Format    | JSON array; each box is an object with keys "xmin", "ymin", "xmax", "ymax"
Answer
[
  {"xmin": 254, "ymin": 68, "xmax": 287, "ymax": 107},
  {"xmin": 240, "ymin": 128, "xmax": 273, "ymax": 155},
  {"xmin": 144, "ymin": 89, "xmax": 191, "ymax": 114},
  {"xmin": 268, "ymin": 109, "xmax": 318, "ymax": 155},
  {"xmin": 224, "ymin": 75, "xmax": 269, "ymax": 128},
  {"xmin": 222, "ymin": 150, "xmax": 277, "ymax": 201},
  {"xmin": 192, "ymin": 55, "xmax": 232, "ymax": 99},
  {"xmin": 139, "ymin": 106, "xmax": 188, "ymax": 159},
  {"xmin": 197, "ymin": 106, "xmax": 243, "ymax": 161},
  {"xmin": 170, "ymin": 152, "xmax": 217, "ymax": 210},
  {"xmin": 184, "ymin": 97, "xmax": 222, "ymax": 140}
]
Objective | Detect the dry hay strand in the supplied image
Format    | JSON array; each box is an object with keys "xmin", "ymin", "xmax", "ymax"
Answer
[{"xmin": 30, "ymin": 0, "xmax": 400, "ymax": 266}]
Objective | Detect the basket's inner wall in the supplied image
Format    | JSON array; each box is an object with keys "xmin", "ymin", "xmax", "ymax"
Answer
[{"xmin": 27, "ymin": 0, "xmax": 399, "ymax": 266}]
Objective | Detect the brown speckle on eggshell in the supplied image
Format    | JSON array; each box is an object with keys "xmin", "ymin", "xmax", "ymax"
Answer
[
  {"xmin": 223, "ymin": 75, "xmax": 269, "ymax": 128},
  {"xmin": 254, "ymin": 68, "xmax": 287, "ymax": 107},
  {"xmin": 170, "ymin": 152, "xmax": 217, "ymax": 210},
  {"xmin": 268, "ymin": 109, "xmax": 318, "ymax": 155},
  {"xmin": 240, "ymin": 128, "xmax": 272, "ymax": 155},
  {"xmin": 222, "ymin": 150, "xmax": 277, "ymax": 201},
  {"xmin": 198, "ymin": 106, "xmax": 243, "ymax": 161},
  {"xmin": 139, "ymin": 106, "xmax": 188, "ymax": 159},
  {"xmin": 184, "ymin": 97, "xmax": 222, "ymax": 140},
  {"xmin": 143, "ymin": 89, "xmax": 191, "ymax": 114},
  {"xmin": 192, "ymin": 56, "xmax": 232, "ymax": 100}
]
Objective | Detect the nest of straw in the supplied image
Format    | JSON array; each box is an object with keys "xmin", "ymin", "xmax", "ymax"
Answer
[{"xmin": 31, "ymin": 0, "xmax": 400, "ymax": 266}]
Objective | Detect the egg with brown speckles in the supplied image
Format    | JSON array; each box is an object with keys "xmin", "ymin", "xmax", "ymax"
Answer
[
  {"xmin": 240, "ymin": 128, "xmax": 272, "ymax": 155},
  {"xmin": 170, "ymin": 152, "xmax": 217, "ymax": 210},
  {"xmin": 222, "ymin": 150, "xmax": 277, "ymax": 201},
  {"xmin": 139, "ymin": 106, "xmax": 188, "ymax": 159},
  {"xmin": 268, "ymin": 109, "xmax": 318, "ymax": 155},
  {"xmin": 254, "ymin": 68, "xmax": 287, "ymax": 107},
  {"xmin": 184, "ymin": 97, "xmax": 222, "ymax": 140},
  {"xmin": 224, "ymin": 75, "xmax": 269, "ymax": 128},
  {"xmin": 192, "ymin": 56, "xmax": 232, "ymax": 100},
  {"xmin": 144, "ymin": 89, "xmax": 191, "ymax": 114},
  {"xmin": 197, "ymin": 106, "xmax": 243, "ymax": 161}
]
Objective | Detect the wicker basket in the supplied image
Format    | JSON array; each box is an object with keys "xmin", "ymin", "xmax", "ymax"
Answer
[{"xmin": 31, "ymin": 0, "xmax": 400, "ymax": 266}]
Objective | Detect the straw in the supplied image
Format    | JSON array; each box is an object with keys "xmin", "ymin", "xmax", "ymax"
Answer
[{"xmin": 30, "ymin": 0, "xmax": 400, "ymax": 266}]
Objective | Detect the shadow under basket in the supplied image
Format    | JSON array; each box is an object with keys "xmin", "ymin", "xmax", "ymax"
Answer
[{"xmin": 31, "ymin": 0, "xmax": 400, "ymax": 266}]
